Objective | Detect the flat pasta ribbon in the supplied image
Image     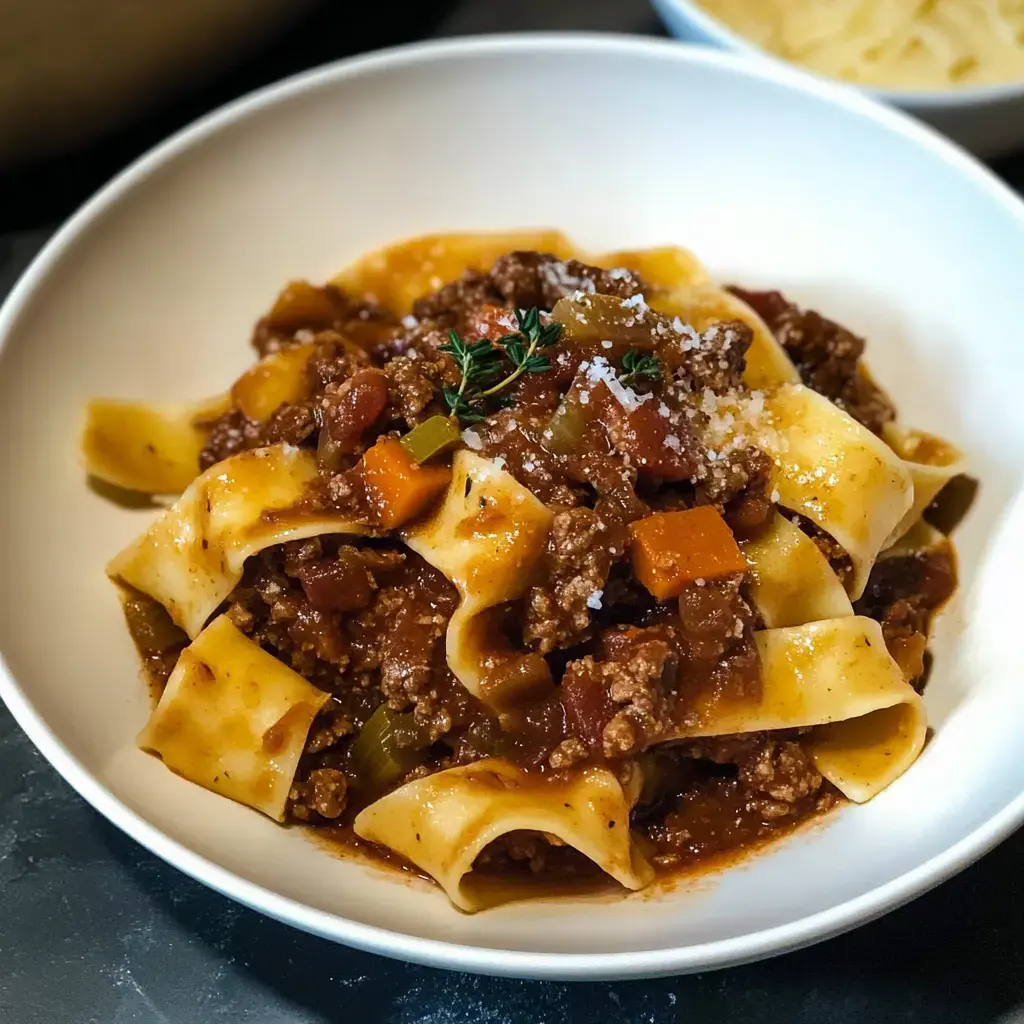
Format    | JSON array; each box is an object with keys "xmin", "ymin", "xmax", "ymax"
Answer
[
  {"xmin": 742, "ymin": 512, "xmax": 854, "ymax": 628},
  {"xmin": 138, "ymin": 615, "xmax": 329, "ymax": 821},
  {"xmin": 598, "ymin": 245, "xmax": 711, "ymax": 290},
  {"xmin": 403, "ymin": 451, "xmax": 554, "ymax": 708},
  {"xmin": 883, "ymin": 423, "xmax": 964, "ymax": 547},
  {"xmin": 332, "ymin": 231, "xmax": 577, "ymax": 313},
  {"xmin": 760, "ymin": 384, "xmax": 914, "ymax": 599},
  {"xmin": 353, "ymin": 758, "xmax": 652, "ymax": 912},
  {"xmin": 669, "ymin": 616, "xmax": 925, "ymax": 803},
  {"xmin": 107, "ymin": 444, "xmax": 370, "ymax": 638},
  {"xmin": 82, "ymin": 343, "xmax": 317, "ymax": 494},
  {"xmin": 82, "ymin": 395, "xmax": 231, "ymax": 495}
]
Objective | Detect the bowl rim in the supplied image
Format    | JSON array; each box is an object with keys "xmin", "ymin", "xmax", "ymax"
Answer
[
  {"xmin": 650, "ymin": 0, "xmax": 1024, "ymax": 108},
  {"xmin": 3, "ymin": 31, "xmax": 1024, "ymax": 980}
]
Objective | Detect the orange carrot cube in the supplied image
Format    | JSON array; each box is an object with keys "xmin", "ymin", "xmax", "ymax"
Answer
[
  {"xmin": 629, "ymin": 506, "xmax": 747, "ymax": 601},
  {"xmin": 361, "ymin": 438, "xmax": 451, "ymax": 529}
]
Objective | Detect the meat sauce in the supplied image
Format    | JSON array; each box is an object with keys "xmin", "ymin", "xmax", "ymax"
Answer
[{"xmin": 124, "ymin": 251, "xmax": 961, "ymax": 891}]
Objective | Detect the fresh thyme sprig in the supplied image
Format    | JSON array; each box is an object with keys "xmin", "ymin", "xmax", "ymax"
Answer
[
  {"xmin": 439, "ymin": 308, "xmax": 562, "ymax": 424},
  {"xmin": 438, "ymin": 329, "xmax": 503, "ymax": 422},
  {"xmin": 619, "ymin": 347, "xmax": 662, "ymax": 388}
]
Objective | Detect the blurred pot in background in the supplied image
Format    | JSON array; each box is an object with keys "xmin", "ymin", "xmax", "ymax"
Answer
[{"xmin": 0, "ymin": 0, "xmax": 311, "ymax": 166}]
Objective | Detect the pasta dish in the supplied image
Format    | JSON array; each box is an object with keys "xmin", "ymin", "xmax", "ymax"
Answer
[
  {"xmin": 82, "ymin": 232, "xmax": 965, "ymax": 911},
  {"xmin": 697, "ymin": 0, "xmax": 1024, "ymax": 90}
]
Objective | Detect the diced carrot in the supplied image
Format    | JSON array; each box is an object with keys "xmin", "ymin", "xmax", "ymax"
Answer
[
  {"xmin": 629, "ymin": 506, "xmax": 747, "ymax": 601},
  {"xmin": 361, "ymin": 437, "xmax": 451, "ymax": 529}
]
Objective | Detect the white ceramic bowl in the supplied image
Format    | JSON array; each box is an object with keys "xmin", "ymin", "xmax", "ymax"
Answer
[
  {"xmin": 1, "ymin": 34, "xmax": 1024, "ymax": 980},
  {"xmin": 651, "ymin": 0, "xmax": 1024, "ymax": 158}
]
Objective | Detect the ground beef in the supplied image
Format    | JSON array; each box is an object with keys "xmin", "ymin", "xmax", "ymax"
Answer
[
  {"xmin": 198, "ymin": 409, "xmax": 262, "ymax": 469},
  {"xmin": 676, "ymin": 576, "xmax": 753, "ymax": 664},
  {"xmin": 489, "ymin": 251, "xmax": 644, "ymax": 309},
  {"xmin": 198, "ymin": 401, "xmax": 320, "ymax": 470},
  {"xmin": 381, "ymin": 355, "xmax": 443, "ymax": 425},
  {"xmin": 306, "ymin": 331, "xmax": 372, "ymax": 390},
  {"xmin": 547, "ymin": 736, "xmax": 589, "ymax": 770},
  {"xmin": 346, "ymin": 561, "xmax": 460, "ymax": 738},
  {"xmin": 411, "ymin": 271, "xmax": 502, "ymax": 332},
  {"xmin": 246, "ymin": 551, "xmax": 350, "ymax": 676},
  {"xmin": 730, "ymin": 287, "xmax": 895, "ymax": 435},
  {"xmin": 379, "ymin": 597, "xmax": 448, "ymax": 716},
  {"xmin": 561, "ymin": 627, "xmax": 677, "ymax": 759},
  {"xmin": 669, "ymin": 319, "xmax": 753, "ymax": 394},
  {"xmin": 291, "ymin": 543, "xmax": 405, "ymax": 614},
  {"xmin": 681, "ymin": 733, "xmax": 824, "ymax": 819},
  {"xmin": 289, "ymin": 767, "xmax": 349, "ymax": 822},
  {"xmin": 228, "ymin": 540, "xmax": 409, "ymax": 691},
  {"xmin": 696, "ymin": 445, "xmax": 774, "ymax": 535},
  {"xmin": 523, "ymin": 508, "xmax": 620, "ymax": 654},
  {"xmin": 475, "ymin": 410, "xmax": 588, "ymax": 509},
  {"xmin": 579, "ymin": 454, "xmax": 650, "ymax": 528},
  {"xmin": 304, "ymin": 707, "xmax": 355, "ymax": 755}
]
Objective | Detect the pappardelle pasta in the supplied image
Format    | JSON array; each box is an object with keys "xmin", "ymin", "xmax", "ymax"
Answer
[{"xmin": 85, "ymin": 232, "xmax": 965, "ymax": 911}]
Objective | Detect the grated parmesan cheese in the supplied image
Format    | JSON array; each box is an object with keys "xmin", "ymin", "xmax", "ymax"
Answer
[
  {"xmin": 544, "ymin": 262, "xmax": 596, "ymax": 293},
  {"xmin": 584, "ymin": 355, "xmax": 653, "ymax": 412}
]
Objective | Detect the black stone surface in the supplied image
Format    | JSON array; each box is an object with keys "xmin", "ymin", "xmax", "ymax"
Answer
[{"xmin": 3, "ymin": 3, "xmax": 1024, "ymax": 1021}]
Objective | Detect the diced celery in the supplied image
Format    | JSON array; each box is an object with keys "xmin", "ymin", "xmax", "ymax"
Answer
[
  {"xmin": 399, "ymin": 415, "xmax": 462, "ymax": 464},
  {"xmin": 349, "ymin": 703, "xmax": 431, "ymax": 792}
]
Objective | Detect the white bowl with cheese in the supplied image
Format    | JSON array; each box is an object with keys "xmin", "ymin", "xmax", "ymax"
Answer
[
  {"xmin": 1, "ymin": 34, "xmax": 1024, "ymax": 979},
  {"xmin": 651, "ymin": 0, "xmax": 1024, "ymax": 158}
]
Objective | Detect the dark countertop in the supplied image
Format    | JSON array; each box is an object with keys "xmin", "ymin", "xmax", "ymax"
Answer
[{"xmin": 3, "ymin": 3, "xmax": 1024, "ymax": 1022}]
